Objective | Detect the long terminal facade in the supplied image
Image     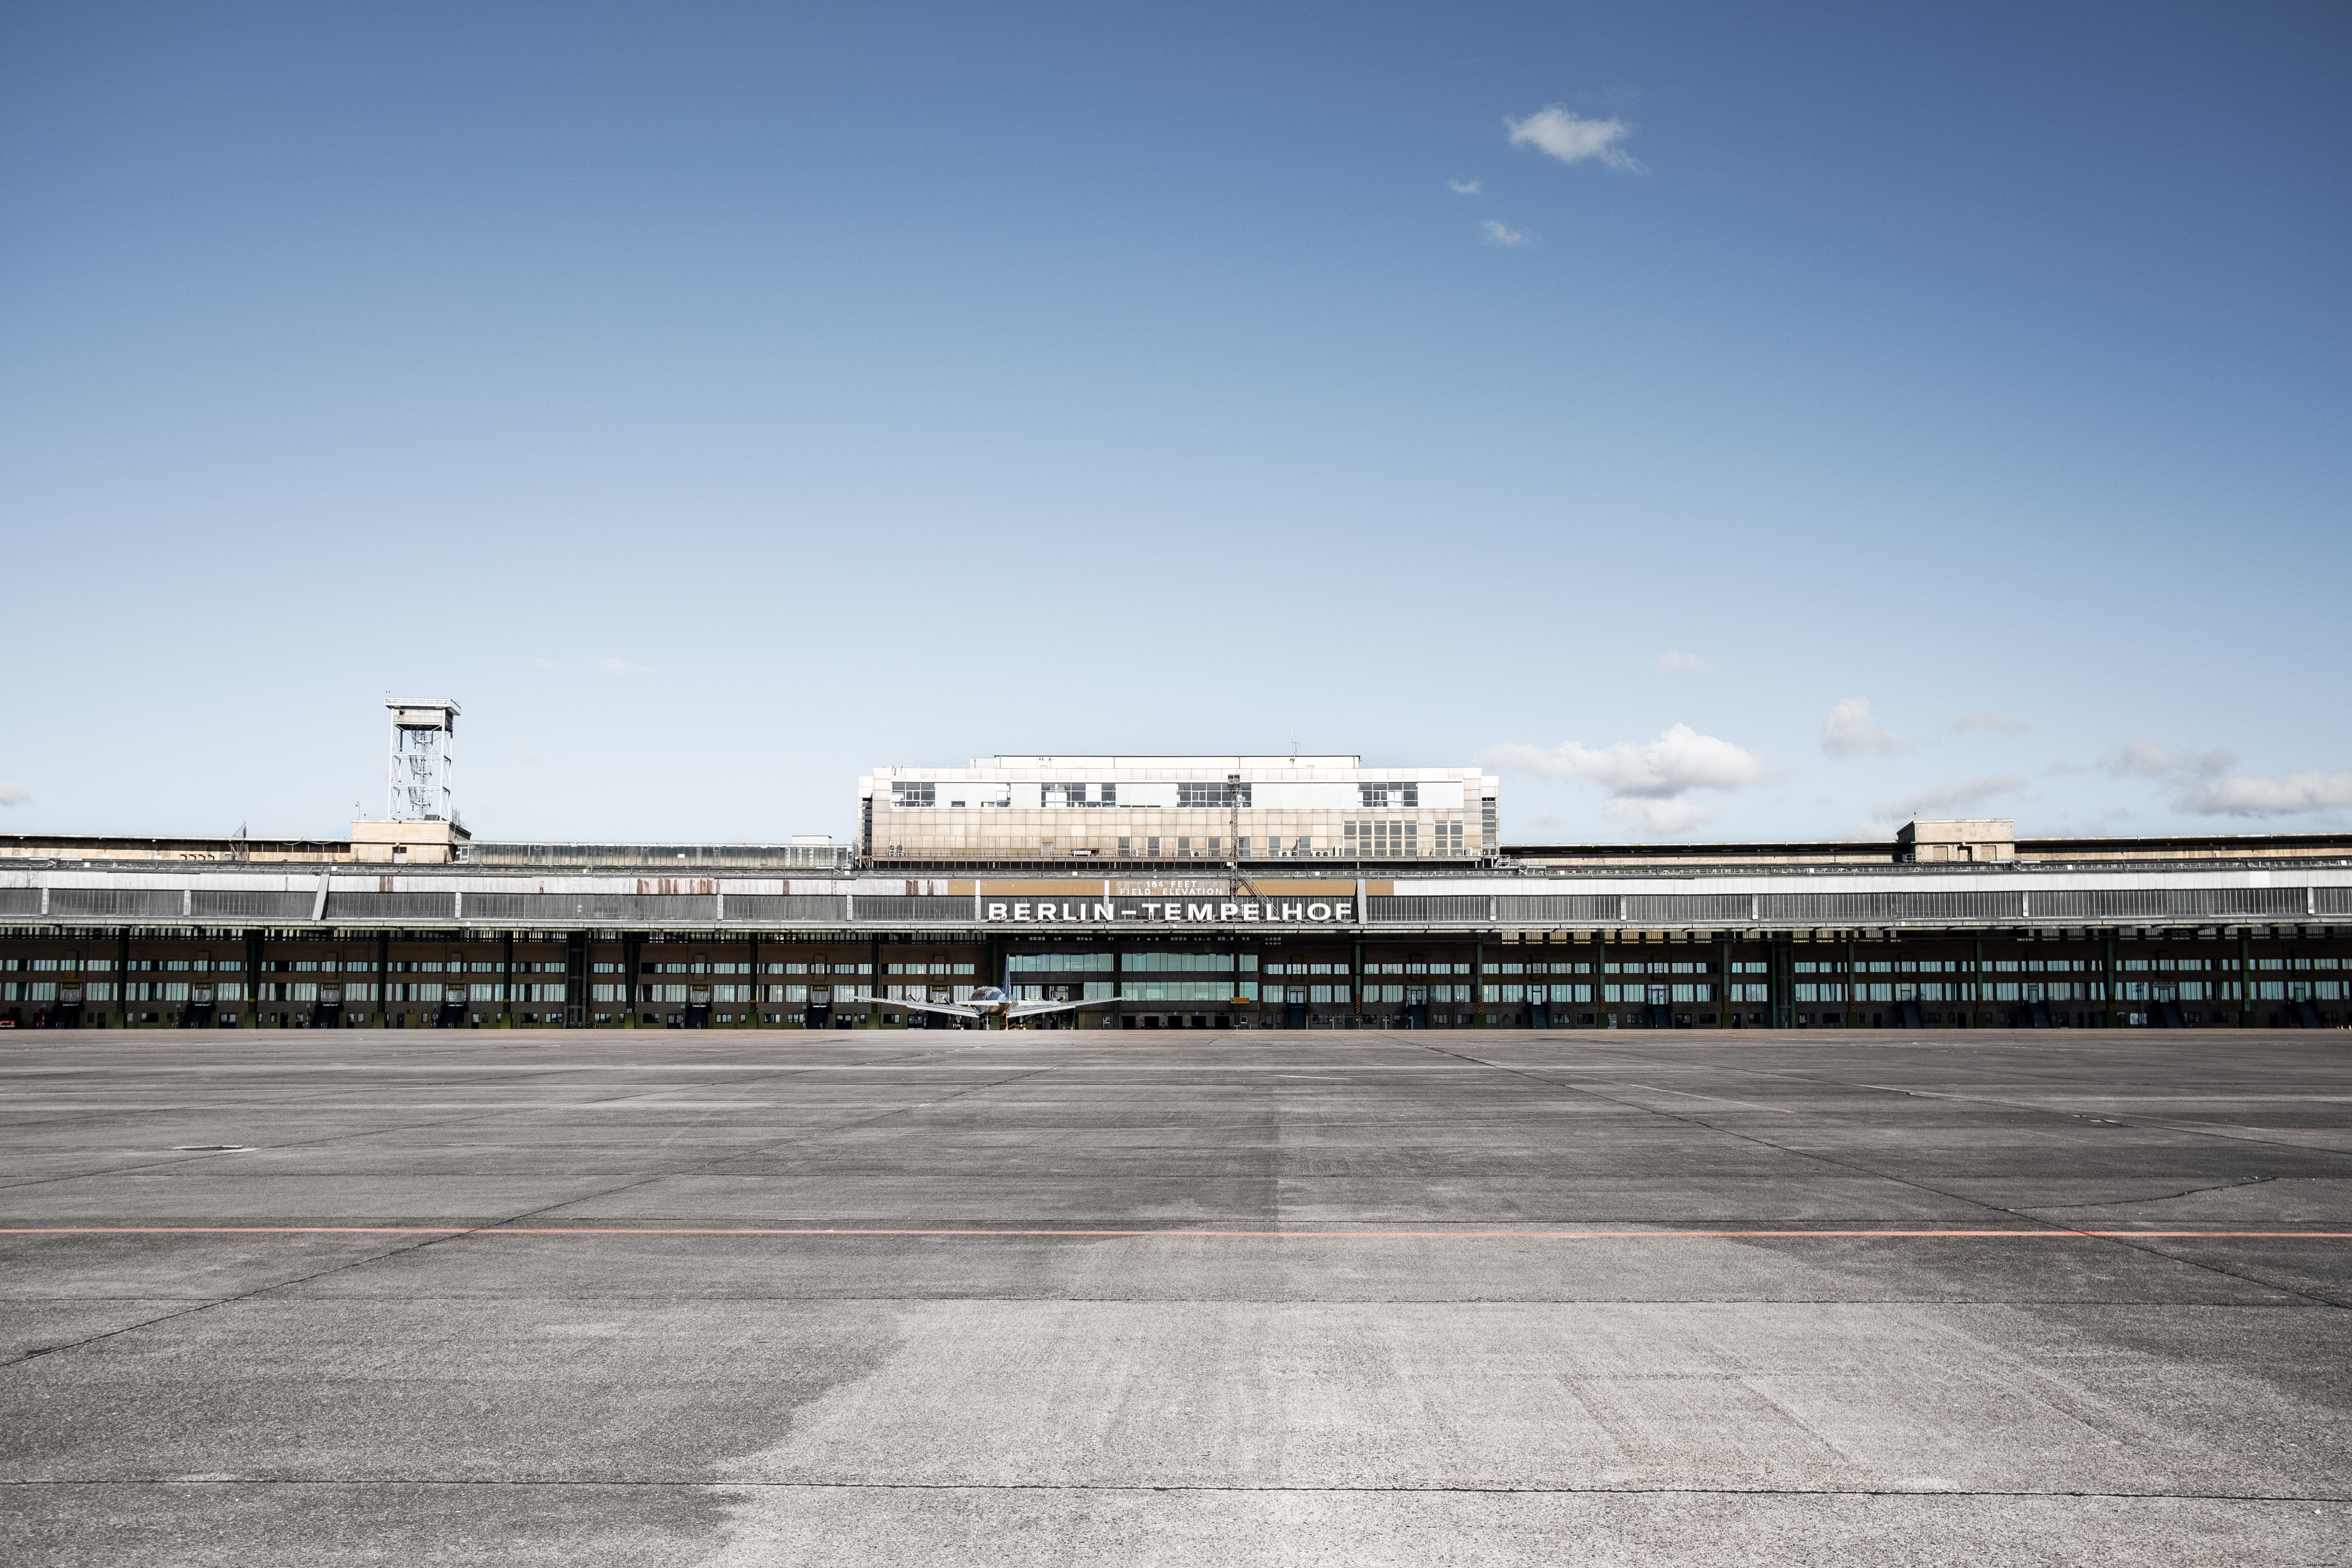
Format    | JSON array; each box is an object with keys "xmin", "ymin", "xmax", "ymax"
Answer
[
  {"xmin": 5, "ymin": 805, "xmax": 2351, "ymax": 1031},
  {"xmin": 5, "ymin": 723, "xmax": 2350, "ymax": 1032}
]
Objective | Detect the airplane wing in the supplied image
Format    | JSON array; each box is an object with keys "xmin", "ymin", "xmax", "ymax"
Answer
[
  {"xmin": 1007, "ymin": 999, "xmax": 1085, "ymax": 1017},
  {"xmin": 840, "ymin": 993, "xmax": 984, "ymax": 1019}
]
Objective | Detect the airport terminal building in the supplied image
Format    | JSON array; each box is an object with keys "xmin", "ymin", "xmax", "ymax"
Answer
[{"xmin": 2, "ymin": 723, "xmax": 2348, "ymax": 1033}]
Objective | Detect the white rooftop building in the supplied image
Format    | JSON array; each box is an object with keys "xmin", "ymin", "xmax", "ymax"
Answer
[{"xmin": 858, "ymin": 756, "xmax": 1500, "ymax": 864}]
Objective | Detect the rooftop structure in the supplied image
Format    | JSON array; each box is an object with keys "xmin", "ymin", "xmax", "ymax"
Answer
[
  {"xmin": 385, "ymin": 699, "xmax": 459, "ymax": 822},
  {"xmin": 858, "ymin": 756, "xmax": 1501, "ymax": 864}
]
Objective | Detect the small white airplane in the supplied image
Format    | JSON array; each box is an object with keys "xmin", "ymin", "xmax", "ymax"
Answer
[{"xmin": 839, "ymin": 984, "xmax": 1084, "ymax": 1027}]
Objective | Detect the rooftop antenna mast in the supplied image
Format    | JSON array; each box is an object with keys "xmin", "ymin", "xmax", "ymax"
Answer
[
  {"xmin": 1224, "ymin": 770, "xmax": 1261, "ymax": 902},
  {"xmin": 1224, "ymin": 768, "xmax": 1262, "ymax": 1005}
]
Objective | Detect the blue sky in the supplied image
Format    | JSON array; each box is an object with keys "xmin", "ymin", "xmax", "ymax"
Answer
[{"xmin": 3, "ymin": 2, "xmax": 2346, "ymax": 846}]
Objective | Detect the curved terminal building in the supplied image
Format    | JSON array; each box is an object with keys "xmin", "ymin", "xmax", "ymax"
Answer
[{"xmin": 2, "ymin": 744, "xmax": 2347, "ymax": 1033}]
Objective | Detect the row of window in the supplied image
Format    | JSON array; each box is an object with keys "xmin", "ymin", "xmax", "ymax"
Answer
[
  {"xmin": 1009, "ymin": 954, "xmax": 1268, "ymax": 973},
  {"xmin": 1008, "ymin": 954, "xmax": 1116, "ymax": 973},
  {"xmin": 62, "ymin": 973, "xmax": 2329, "ymax": 1011},
  {"xmin": 642, "ymin": 961, "xmax": 875, "ymax": 975},
  {"xmin": 1783, "ymin": 957, "xmax": 2331, "ymax": 975},
  {"xmin": 0, "ymin": 957, "xmax": 571, "ymax": 974},
  {"xmin": 12, "ymin": 951, "xmax": 2334, "ymax": 974},
  {"xmin": 891, "ymin": 782, "xmax": 1438, "ymax": 809},
  {"xmin": 994, "ymin": 957, "xmax": 1729, "ymax": 978},
  {"xmin": 1781, "ymin": 980, "xmax": 2350, "ymax": 1003},
  {"xmin": 8, "ymin": 980, "xmax": 600, "ymax": 1005},
  {"xmin": 1474, "ymin": 984, "xmax": 1734, "ymax": 1004},
  {"xmin": 18, "ymin": 949, "xmax": 2348, "ymax": 979},
  {"xmin": 29, "ymin": 981, "xmax": 581, "ymax": 1004}
]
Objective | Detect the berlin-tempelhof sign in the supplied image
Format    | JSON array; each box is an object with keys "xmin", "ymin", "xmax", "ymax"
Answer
[{"xmin": 986, "ymin": 898, "xmax": 1356, "ymax": 924}]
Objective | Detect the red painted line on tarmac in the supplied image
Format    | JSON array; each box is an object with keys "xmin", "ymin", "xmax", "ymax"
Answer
[{"xmin": 0, "ymin": 1226, "xmax": 2348, "ymax": 1240}]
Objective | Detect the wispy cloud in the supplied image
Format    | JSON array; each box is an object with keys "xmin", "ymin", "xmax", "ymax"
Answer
[
  {"xmin": 1605, "ymin": 798, "xmax": 1718, "ymax": 834},
  {"xmin": 532, "ymin": 657, "xmax": 561, "ymax": 673},
  {"xmin": 1447, "ymin": 178, "xmax": 1482, "ymax": 195},
  {"xmin": 2100, "ymin": 736, "xmax": 2233, "ymax": 780},
  {"xmin": 1953, "ymin": 709, "xmax": 2026, "ymax": 734},
  {"xmin": 0, "ymin": 781, "xmax": 28, "ymax": 807},
  {"xmin": 596, "ymin": 657, "xmax": 653, "ymax": 676},
  {"xmin": 1488, "ymin": 724, "xmax": 1766, "ymax": 836},
  {"xmin": 2178, "ymin": 770, "xmax": 2352, "ymax": 817},
  {"xmin": 2095, "ymin": 735, "xmax": 2350, "ymax": 817},
  {"xmin": 1481, "ymin": 219, "xmax": 1527, "ymax": 247},
  {"xmin": 1873, "ymin": 774, "xmax": 2026, "ymax": 822},
  {"xmin": 1821, "ymin": 697, "xmax": 1910, "ymax": 757},
  {"xmin": 1654, "ymin": 651, "xmax": 1710, "ymax": 676},
  {"xmin": 1506, "ymin": 106, "xmax": 1641, "ymax": 172}
]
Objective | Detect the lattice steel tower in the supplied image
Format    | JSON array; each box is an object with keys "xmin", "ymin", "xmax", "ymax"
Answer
[{"xmin": 385, "ymin": 698, "xmax": 460, "ymax": 822}]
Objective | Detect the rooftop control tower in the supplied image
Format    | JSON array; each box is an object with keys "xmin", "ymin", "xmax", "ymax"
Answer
[{"xmin": 385, "ymin": 698, "xmax": 460, "ymax": 823}]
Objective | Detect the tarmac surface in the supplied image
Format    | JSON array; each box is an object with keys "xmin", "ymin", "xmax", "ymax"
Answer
[{"xmin": 3, "ymin": 1026, "xmax": 2350, "ymax": 1565}]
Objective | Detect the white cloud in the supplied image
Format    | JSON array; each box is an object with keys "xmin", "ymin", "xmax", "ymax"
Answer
[
  {"xmin": 1654, "ymin": 650, "xmax": 1709, "ymax": 676},
  {"xmin": 1605, "ymin": 798, "xmax": 1717, "ymax": 834},
  {"xmin": 1873, "ymin": 774, "xmax": 2026, "ymax": 822},
  {"xmin": 0, "ymin": 781, "xmax": 28, "ymax": 807},
  {"xmin": 596, "ymin": 657, "xmax": 653, "ymax": 676},
  {"xmin": 1448, "ymin": 178, "xmax": 1482, "ymax": 195},
  {"xmin": 2094, "ymin": 735, "xmax": 2350, "ymax": 817},
  {"xmin": 2100, "ymin": 736, "xmax": 2233, "ymax": 780},
  {"xmin": 1488, "ymin": 724, "xmax": 1768, "ymax": 800},
  {"xmin": 1821, "ymin": 696, "xmax": 1910, "ymax": 757},
  {"xmin": 1481, "ymin": 219, "xmax": 1527, "ymax": 246},
  {"xmin": 1506, "ymin": 106, "xmax": 1641, "ymax": 172},
  {"xmin": 2177, "ymin": 770, "xmax": 2352, "ymax": 817},
  {"xmin": 1953, "ymin": 709, "xmax": 2026, "ymax": 734}
]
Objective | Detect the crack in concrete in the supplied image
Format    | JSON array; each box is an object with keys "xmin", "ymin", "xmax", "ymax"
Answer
[{"xmin": 2029, "ymin": 1177, "xmax": 2278, "ymax": 1213}]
